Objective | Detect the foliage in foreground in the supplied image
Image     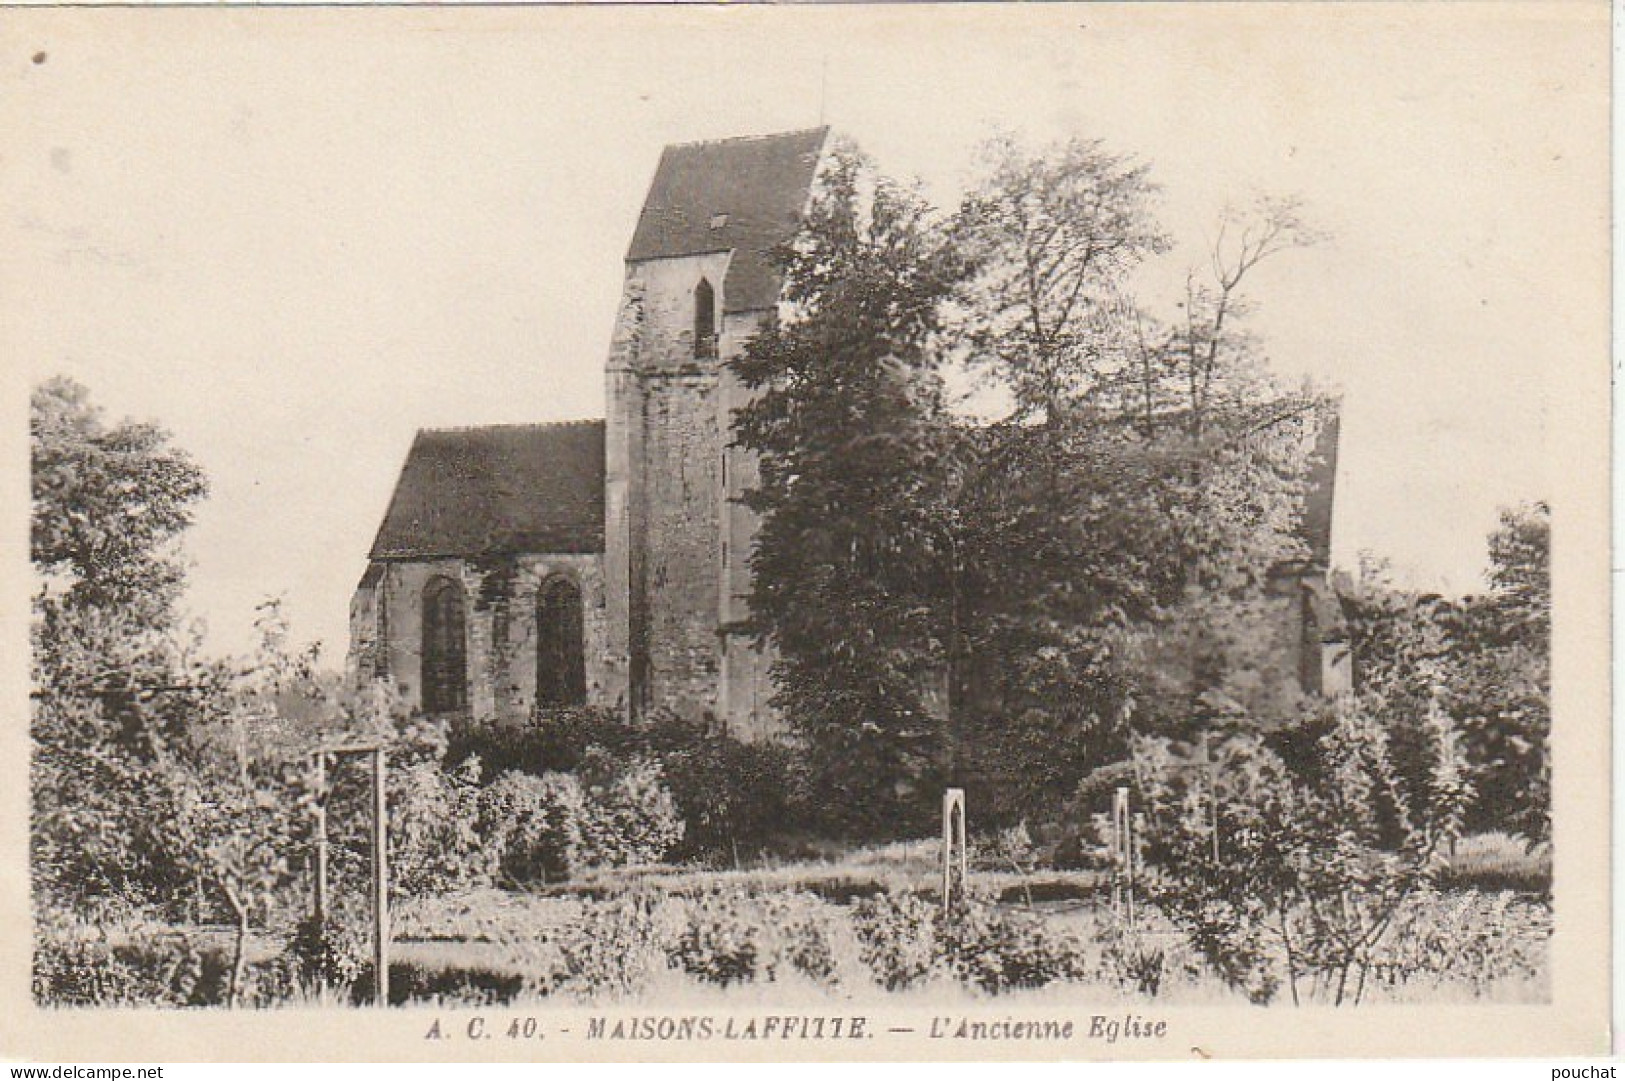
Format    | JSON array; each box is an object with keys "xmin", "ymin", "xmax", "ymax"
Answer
[
  {"xmin": 1131, "ymin": 695, "xmax": 1474, "ymax": 1005},
  {"xmin": 34, "ymin": 878, "xmax": 1548, "ymax": 1009}
]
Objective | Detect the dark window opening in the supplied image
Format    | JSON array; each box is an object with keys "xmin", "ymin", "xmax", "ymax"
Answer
[
  {"xmin": 694, "ymin": 278, "xmax": 718, "ymax": 359},
  {"xmin": 537, "ymin": 576, "xmax": 587, "ymax": 707},
  {"xmin": 422, "ymin": 575, "xmax": 468, "ymax": 714}
]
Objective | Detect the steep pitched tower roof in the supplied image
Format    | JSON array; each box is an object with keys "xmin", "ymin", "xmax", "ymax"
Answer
[{"xmin": 627, "ymin": 127, "xmax": 830, "ymax": 313}]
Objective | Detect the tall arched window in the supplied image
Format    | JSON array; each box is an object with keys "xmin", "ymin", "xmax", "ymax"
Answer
[
  {"xmin": 693, "ymin": 278, "xmax": 717, "ymax": 359},
  {"xmin": 536, "ymin": 576, "xmax": 587, "ymax": 707},
  {"xmin": 421, "ymin": 575, "xmax": 468, "ymax": 714}
]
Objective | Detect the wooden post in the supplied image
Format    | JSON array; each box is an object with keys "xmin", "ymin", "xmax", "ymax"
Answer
[
  {"xmin": 1112, "ymin": 786, "xmax": 1130, "ymax": 926},
  {"xmin": 941, "ymin": 788, "xmax": 967, "ymax": 913},
  {"xmin": 311, "ymin": 751, "xmax": 329, "ymax": 1003},
  {"xmin": 1203, "ymin": 730, "xmax": 1220, "ymax": 863},
  {"xmin": 371, "ymin": 746, "xmax": 389, "ymax": 1008},
  {"xmin": 312, "ymin": 753, "xmax": 328, "ymax": 927},
  {"xmin": 1129, "ymin": 810, "xmax": 1145, "ymax": 931}
]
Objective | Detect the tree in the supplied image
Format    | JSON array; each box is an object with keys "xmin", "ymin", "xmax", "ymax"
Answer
[
  {"xmin": 1339, "ymin": 502, "xmax": 1552, "ymax": 843},
  {"xmin": 955, "ymin": 132, "xmax": 1169, "ymax": 425},
  {"xmin": 735, "ymin": 134, "xmax": 1333, "ymax": 831},
  {"xmin": 30, "ymin": 377, "xmax": 208, "ymax": 919},
  {"xmin": 1134, "ymin": 695, "xmax": 1472, "ymax": 1006},
  {"xmin": 949, "ymin": 140, "xmax": 1329, "ymax": 815},
  {"xmin": 731, "ymin": 145, "xmax": 973, "ymax": 836},
  {"xmin": 32, "ymin": 376, "xmax": 207, "ymax": 624},
  {"xmin": 1449, "ymin": 502, "xmax": 1551, "ymax": 841}
]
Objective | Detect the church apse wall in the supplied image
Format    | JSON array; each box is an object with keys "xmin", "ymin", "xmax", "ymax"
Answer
[{"xmin": 349, "ymin": 555, "xmax": 611, "ymax": 723}]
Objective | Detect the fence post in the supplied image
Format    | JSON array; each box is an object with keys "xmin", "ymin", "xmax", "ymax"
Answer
[
  {"xmin": 1112, "ymin": 786, "xmax": 1132, "ymax": 928},
  {"xmin": 371, "ymin": 746, "xmax": 389, "ymax": 1008},
  {"xmin": 310, "ymin": 752, "xmax": 329, "ymax": 1003},
  {"xmin": 941, "ymin": 787, "xmax": 967, "ymax": 913},
  {"xmin": 312, "ymin": 753, "xmax": 328, "ymax": 926}
]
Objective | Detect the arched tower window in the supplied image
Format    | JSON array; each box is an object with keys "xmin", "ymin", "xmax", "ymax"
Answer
[
  {"xmin": 536, "ymin": 575, "xmax": 587, "ymax": 707},
  {"xmin": 694, "ymin": 278, "xmax": 717, "ymax": 359},
  {"xmin": 421, "ymin": 575, "xmax": 468, "ymax": 714}
]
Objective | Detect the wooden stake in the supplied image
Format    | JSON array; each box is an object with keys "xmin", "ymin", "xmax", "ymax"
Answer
[
  {"xmin": 311, "ymin": 752, "xmax": 329, "ymax": 1003},
  {"xmin": 941, "ymin": 788, "xmax": 967, "ymax": 912},
  {"xmin": 312, "ymin": 753, "xmax": 328, "ymax": 927},
  {"xmin": 372, "ymin": 746, "xmax": 389, "ymax": 1008}
]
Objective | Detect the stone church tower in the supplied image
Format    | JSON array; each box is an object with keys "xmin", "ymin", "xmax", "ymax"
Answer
[
  {"xmin": 350, "ymin": 128, "xmax": 829, "ymax": 740},
  {"xmin": 605, "ymin": 127, "xmax": 828, "ymax": 738}
]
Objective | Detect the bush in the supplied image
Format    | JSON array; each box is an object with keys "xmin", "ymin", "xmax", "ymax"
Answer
[
  {"xmin": 653, "ymin": 736, "xmax": 804, "ymax": 862},
  {"xmin": 34, "ymin": 930, "xmax": 225, "ymax": 1007},
  {"xmin": 574, "ymin": 750, "xmax": 684, "ymax": 870},
  {"xmin": 1133, "ymin": 697, "xmax": 1475, "ymax": 1006},
  {"xmin": 386, "ymin": 754, "xmax": 495, "ymax": 897},
  {"xmin": 544, "ymin": 892, "xmax": 665, "ymax": 1000},
  {"xmin": 851, "ymin": 889, "xmax": 943, "ymax": 991},
  {"xmin": 452, "ymin": 708, "xmax": 806, "ymax": 861},
  {"xmin": 478, "ymin": 770, "xmax": 584, "ymax": 885},
  {"xmin": 666, "ymin": 887, "xmax": 846, "ymax": 987},
  {"xmin": 941, "ymin": 898, "xmax": 1092, "ymax": 993},
  {"xmin": 1363, "ymin": 888, "xmax": 1550, "ymax": 998},
  {"xmin": 284, "ymin": 909, "xmax": 368, "ymax": 994},
  {"xmin": 851, "ymin": 888, "xmax": 1092, "ymax": 994}
]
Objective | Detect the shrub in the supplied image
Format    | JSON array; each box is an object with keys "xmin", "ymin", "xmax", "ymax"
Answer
[
  {"xmin": 284, "ymin": 909, "xmax": 368, "ymax": 994},
  {"xmin": 851, "ymin": 889, "xmax": 943, "ymax": 991},
  {"xmin": 1133, "ymin": 696, "xmax": 1475, "ymax": 1005},
  {"xmin": 386, "ymin": 754, "xmax": 495, "ymax": 897},
  {"xmin": 452, "ymin": 708, "xmax": 807, "ymax": 861},
  {"xmin": 544, "ymin": 892, "xmax": 665, "ymax": 1000},
  {"xmin": 665, "ymin": 887, "xmax": 846, "ymax": 987},
  {"xmin": 1363, "ymin": 888, "xmax": 1550, "ymax": 998},
  {"xmin": 654, "ymin": 736, "xmax": 805, "ymax": 862},
  {"xmin": 667, "ymin": 889, "xmax": 762, "ymax": 986},
  {"xmin": 575, "ymin": 750, "xmax": 684, "ymax": 869},
  {"xmin": 851, "ymin": 888, "xmax": 1092, "ymax": 994},
  {"xmin": 940, "ymin": 898, "xmax": 1092, "ymax": 993},
  {"xmin": 34, "ymin": 930, "xmax": 225, "ymax": 1007},
  {"xmin": 478, "ymin": 770, "xmax": 584, "ymax": 885}
]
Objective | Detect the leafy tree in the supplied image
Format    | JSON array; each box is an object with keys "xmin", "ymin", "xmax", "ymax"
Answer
[
  {"xmin": 954, "ymin": 132, "xmax": 1169, "ymax": 425},
  {"xmin": 1134, "ymin": 695, "xmax": 1472, "ymax": 1006},
  {"xmin": 731, "ymin": 145, "xmax": 972, "ymax": 836},
  {"xmin": 30, "ymin": 378, "xmax": 208, "ymax": 920},
  {"xmin": 1449, "ymin": 503, "xmax": 1550, "ymax": 841},
  {"xmin": 1338, "ymin": 502, "xmax": 1552, "ymax": 843},
  {"xmin": 733, "ymin": 134, "xmax": 1335, "ymax": 830},
  {"xmin": 948, "ymin": 139, "xmax": 1329, "ymax": 816},
  {"xmin": 32, "ymin": 376, "xmax": 207, "ymax": 623}
]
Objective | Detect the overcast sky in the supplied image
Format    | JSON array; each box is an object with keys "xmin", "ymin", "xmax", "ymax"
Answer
[{"xmin": 6, "ymin": 4, "xmax": 1607, "ymax": 661}]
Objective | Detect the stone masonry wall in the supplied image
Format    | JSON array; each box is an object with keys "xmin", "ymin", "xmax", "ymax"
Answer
[{"xmin": 350, "ymin": 554, "xmax": 610, "ymax": 723}]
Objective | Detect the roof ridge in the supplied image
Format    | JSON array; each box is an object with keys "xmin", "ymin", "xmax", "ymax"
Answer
[
  {"xmin": 664, "ymin": 126, "xmax": 829, "ymax": 152},
  {"xmin": 417, "ymin": 418, "xmax": 605, "ymax": 436}
]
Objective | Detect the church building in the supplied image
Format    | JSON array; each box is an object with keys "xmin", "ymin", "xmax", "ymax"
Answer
[{"xmin": 348, "ymin": 127, "xmax": 1344, "ymax": 742}]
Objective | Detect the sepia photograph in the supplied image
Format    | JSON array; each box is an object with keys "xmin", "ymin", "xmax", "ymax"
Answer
[{"xmin": 1, "ymin": 1, "xmax": 1610, "ymax": 1062}]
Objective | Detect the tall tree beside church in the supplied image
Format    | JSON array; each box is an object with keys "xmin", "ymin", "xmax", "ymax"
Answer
[
  {"xmin": 949, "ymin": 138, "xmax": 1329, "ymax": 815},
  {"xmin": 731, "ymin": 146, "xmax": 972, "ymax": 836}
]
